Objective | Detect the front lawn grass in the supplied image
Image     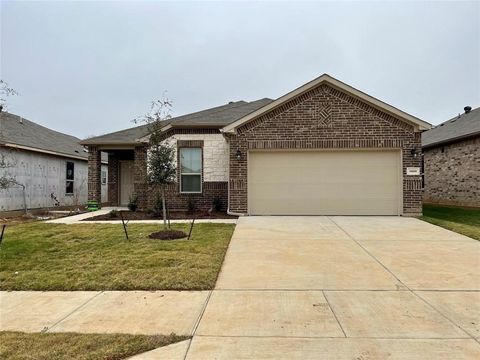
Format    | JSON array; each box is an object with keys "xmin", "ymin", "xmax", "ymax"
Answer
[
  {"xmin": 0, "ymin": 331, "xmax": 188, "ymax": 360},
  {"xmin": 0, "ymin": 223, "xmax": 234, "ymax": 291},
  {"xmin": 421, "ymin": 204, "xmax": 480, "ymax": 240}
]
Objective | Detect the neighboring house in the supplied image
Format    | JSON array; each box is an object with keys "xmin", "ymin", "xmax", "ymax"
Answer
[
  {"xmin": 0, "ymin": 112, "xmax": 108, "ymax": 211},
  {"xmin": 82, "ymin": 74, "xmax": 431, "ymax": 216},
  {"xmin": 422, "ymin": 106, "xmax": 479, "ymax": 207}
]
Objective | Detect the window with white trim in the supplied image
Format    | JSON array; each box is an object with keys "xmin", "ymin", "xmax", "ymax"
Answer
[
  {"xmin": 179, "ymin": 148, "xmax": 202, "ymax": 193},
  {"xmin": 66, "ymin": 161, "xmax": 74, "ymax": 194},
  {"xmin": 101, "ymin": 170, "xmax": 107, "ymax": 185}
]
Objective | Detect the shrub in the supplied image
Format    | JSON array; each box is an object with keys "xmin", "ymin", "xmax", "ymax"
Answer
[
  {"xmin": 108, "ymin": 209, "xmax": 118, "ymax": 218},
  {"xmin": 128, "ymin": 193, "xmax": 139, "ymax": 212},
  {"xmin": 212, "ymin": 197, "xmax": 223, "ymax": 212}
]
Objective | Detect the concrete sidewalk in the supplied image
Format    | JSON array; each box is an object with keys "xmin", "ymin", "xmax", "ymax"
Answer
[
  {"xmin": 46, "ymin": 207, "xmax": 237, "ymax": 224},
  {"xmin": 0, "ymin": 290, "xmax": 209, "ymax": 335}
]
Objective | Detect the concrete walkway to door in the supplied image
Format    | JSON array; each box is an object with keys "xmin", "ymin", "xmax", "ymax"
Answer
[{"xmin": 177, "ymin": 216, "xmax": 480, "ymax": 359}]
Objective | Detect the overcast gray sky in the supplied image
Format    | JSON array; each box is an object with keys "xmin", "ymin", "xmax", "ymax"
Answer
[{"xmin": 1, "ymin": 1, "xmax": 479, "ymax": 138}]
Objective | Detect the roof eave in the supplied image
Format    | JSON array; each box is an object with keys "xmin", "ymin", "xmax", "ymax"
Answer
[
  {"xmin": 221, "ymin": 74, "xmax": 432, "ymax": 134},
  {"xmin": 3, "ymin": 142, "xmax": 89, "ymax": 161},
  {"xmin": 422, "ymin": 131, "xmax": 480, "ymax": 149}
]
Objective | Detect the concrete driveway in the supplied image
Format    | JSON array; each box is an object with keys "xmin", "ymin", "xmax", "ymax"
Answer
[{"xmin": 180, "ymin": 216, "xmax": 480, "ymax": 359}]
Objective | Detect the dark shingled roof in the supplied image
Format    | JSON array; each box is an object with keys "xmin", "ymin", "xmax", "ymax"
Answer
[
  {"xmin": 422, "ymin": 106, "xmax": 480, "ymax": 148},
  {"xmin": 0, "ymin": 112, "xmax": 108, "ymax": 162},
  {"xmin": 81, "ymin": 98, "xmax": 274, "ymax": 145}
]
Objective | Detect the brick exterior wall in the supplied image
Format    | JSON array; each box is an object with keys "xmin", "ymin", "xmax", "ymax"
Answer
[
  {"xmin": 423, "ymin": 136, "xmax": 480, "ymax": 207},
  {"xmin": 134, "ymin": 145, "xmax": 148, "ymax": 209},
  {"xmin": 228, "ymin": 83, "xmax": 423, "ymax": 215},
  {"xmin": 87, "ymin": 146, "xmax": 101, "ymax": 203},
  {"xmin": 146, "ymin": 182, "xmax": 228, "ymax": 212},
  {"xmin": 107, "ymin": 154, "xmax": 119, "ymax": 205}
]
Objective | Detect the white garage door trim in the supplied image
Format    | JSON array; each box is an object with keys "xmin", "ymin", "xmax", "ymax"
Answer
[{"xmin": 247, "ymin": 149, "xmax": 403, "ymax": 216}]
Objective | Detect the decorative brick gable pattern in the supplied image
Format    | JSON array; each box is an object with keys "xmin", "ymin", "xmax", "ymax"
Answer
[
  {"xmin": 423, "ymin": 137, "xmax": 480, "ymax": 207},
  {"xmin": 87, "ymin": 146, "xmax": 101, "ymax": 203},
  {"xmin": 229, "ymin": 84, "xmax": 422, "ymax": 215}
]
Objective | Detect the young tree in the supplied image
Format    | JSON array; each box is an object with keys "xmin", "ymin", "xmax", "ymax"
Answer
[
  {"xmin": 0, "ymin": 151, "xmax": 27, "ymax": 214},
  {"xmin": 134, "ymin": 97, "xmax": 176, "ymax": 229},
  {"xmin": 0, "ymin": 80, "xmax": 18, "ymax": 111},
  {"xmin": 148, "ymin": 143, "xmax": 176, "ymax": 228},
  {"xmin": 0, "ymin": 81, "xmax": 26, "ymax": 213}
]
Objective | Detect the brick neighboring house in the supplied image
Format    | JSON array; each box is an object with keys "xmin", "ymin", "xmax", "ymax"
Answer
[
  {"xmin": 81, "ymin": 74, "xmax": 431, "ymax": 216},
  {"xmin": 422, "ymin": 106, "xmax": 480, "ymax": 207}
]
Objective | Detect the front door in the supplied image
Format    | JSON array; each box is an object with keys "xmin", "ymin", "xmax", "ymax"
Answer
[{"xmin": 119, "ymin": 161, "xmax": 134, "ymax": 206}]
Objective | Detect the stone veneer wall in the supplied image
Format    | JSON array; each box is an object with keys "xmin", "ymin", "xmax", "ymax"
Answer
[
  {"xmin": 133, "ymin": 132, "xmax": 229, "ymax": 211},
  {"xmin": 228, "ymin": 83, "xmax": 423, "ymax": 215},
  {"xmin": 423, "ymin": 136, "xmax": 480, "ymax": 207}
]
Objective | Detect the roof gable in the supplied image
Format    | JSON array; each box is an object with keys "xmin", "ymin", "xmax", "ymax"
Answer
[{"xmin": 221, "ymin": 74, "xmax": 431, "ymax": 134}]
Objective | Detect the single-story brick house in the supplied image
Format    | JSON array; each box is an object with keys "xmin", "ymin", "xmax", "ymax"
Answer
[
  {"xmin": 422, "ymin": 106, "xmax": 479, "ymax": 207},
  {"xmin": 81, "ymin": 74, "xmax": 431, "ymax": 216}
]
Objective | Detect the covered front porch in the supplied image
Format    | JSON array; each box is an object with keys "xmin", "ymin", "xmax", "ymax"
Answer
[{"xmin": 87, "ymin": 145, "xmax": 148, "ymax": 207}]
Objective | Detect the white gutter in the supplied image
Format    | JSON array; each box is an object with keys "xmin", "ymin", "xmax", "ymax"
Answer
[{"xmin": 3, "ymin": 143, "xmax": 89, "ymax": 161}]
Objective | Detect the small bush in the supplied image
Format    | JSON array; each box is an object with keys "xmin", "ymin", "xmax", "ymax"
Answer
[
  {"xmin": 128, "ymin": 193, "xmax": 139, "ymax": 212},
  {"xmin": 187, "ymin": 195, "xmax": 197, "ymax": 213},
  {"xmin": 108, "ymin": 210, "xmax": 118, "ymax": 218},
  {"xmin": 212, "ymin": 197, "xmax": 223, "ymax": 212}
]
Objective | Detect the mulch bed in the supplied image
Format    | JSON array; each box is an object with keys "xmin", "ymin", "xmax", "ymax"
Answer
[
  {"xmin": 148, "ymin": 230, "xmax": 188, "ymax": 240},
  {"xmin": 84, "ymin": 211, "xmax": 237, "ymax": 221}
]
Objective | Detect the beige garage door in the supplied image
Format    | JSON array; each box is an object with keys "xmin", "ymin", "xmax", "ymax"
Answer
[{"xmin": 248, "ymin": 150, "xmax": 401, "ymax": 215}]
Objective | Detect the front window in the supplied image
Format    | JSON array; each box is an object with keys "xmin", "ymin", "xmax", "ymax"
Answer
[
  {"xmin": 101, "ymin": 170, "xmax": 107, "ymax": 185},
  {"xmin": 180, "ymin": 148, "xmax": 202, "ymax": 193},
  {"xmin": 66, "ymin": 161, "xmax": 74, "ymax": 194}
]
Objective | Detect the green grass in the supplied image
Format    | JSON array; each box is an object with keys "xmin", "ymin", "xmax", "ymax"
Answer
[
  {"xmin": 421, "ymin": 204, "xmax": 480, "ymax": 240},
  {"xmin": 0, "ymin": 223, "xmax": 234, "ymax": 291},
  {"xmin": 0, "ymin": 331, "xmax": 188, "ymax": 360}
]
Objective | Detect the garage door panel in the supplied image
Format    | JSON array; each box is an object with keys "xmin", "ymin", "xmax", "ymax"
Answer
[{"xmin": 248, "ymin": 150, "xmax": 401, "ymax": 215}]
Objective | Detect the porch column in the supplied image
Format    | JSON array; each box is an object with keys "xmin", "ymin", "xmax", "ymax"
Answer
[
  {"xmin": 134, "ymin": 145, "xmax": 148, "ymax": 209},
  {"xmin": 107, "ymin": 153, "xmax": 119, "ymax": 205},
  {"xmin": 87, "ymin": 145, "xmax": 102, "ymax": 203}
]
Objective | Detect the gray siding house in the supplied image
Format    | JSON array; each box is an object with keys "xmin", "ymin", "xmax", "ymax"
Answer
[
  {"xmin": 422, "ymin": 106, "xmax": 480, "ymax": 207},
  {"xmin": 0, "ymin": 112, "xmax": 108, "ymax": 211}
]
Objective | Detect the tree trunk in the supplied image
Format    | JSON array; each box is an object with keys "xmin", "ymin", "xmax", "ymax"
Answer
[{"xmin": 161, "ymin": 185, "xmax": 167, "ymax": 230}]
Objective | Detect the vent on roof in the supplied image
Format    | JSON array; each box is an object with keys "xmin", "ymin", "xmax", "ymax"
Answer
[
  {"xmin": 228, "ymin": 101, "xmax": 234, "ymax": 104},
  {"xmin": 464, "ymin": 106, "xmax": 472, "ymax": 114},
  {"xmin": 18, "ymin": 117, "xmax": 23, "ymax": 124}
]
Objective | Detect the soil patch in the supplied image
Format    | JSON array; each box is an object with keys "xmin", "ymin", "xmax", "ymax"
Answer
[
  {"xmin": 84, "ymin": 210, "xmax": 237, "ymax": 221},
  {"xmin": 148, "ymin": 229, "xmax": 188, "ymax": 240}
]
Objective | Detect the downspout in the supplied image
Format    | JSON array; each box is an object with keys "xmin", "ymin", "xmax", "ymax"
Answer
[{"xmin": 224, "ymin": 132, "xmax": 245, "ymax": 216}]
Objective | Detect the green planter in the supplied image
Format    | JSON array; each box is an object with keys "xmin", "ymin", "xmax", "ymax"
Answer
[{"xmin": 87, "ymin": 200, "xmax": 100, "ymax": 212}]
